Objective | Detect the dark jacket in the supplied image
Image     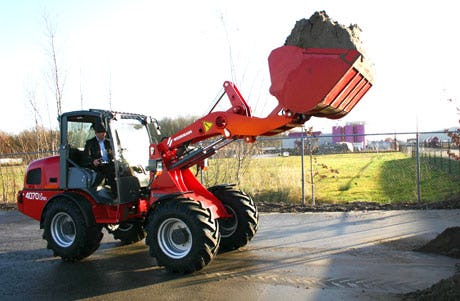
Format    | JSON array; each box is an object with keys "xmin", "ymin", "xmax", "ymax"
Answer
[{"xmin": 84, "ymin": 137, "xmax": 114, "ymax": 168}]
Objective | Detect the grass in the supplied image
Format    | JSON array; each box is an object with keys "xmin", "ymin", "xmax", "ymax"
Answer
[
  {"xmin": 0, "ymin": 165, "xmax": 25, "ymax": 203},
  {"xmin": 2, "ymin": 152, "xmax": 459, "ymax": 205},
  {"xmin": 205, "ymin": 152, "xmax": 460, "ymax": 204}
]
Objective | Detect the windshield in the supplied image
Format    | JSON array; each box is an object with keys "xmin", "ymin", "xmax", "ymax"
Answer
[{"xmin": 110, "ymin": 118, "xmax": 150, "ymax": 168}]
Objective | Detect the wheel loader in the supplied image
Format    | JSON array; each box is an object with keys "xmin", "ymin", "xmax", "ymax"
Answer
[{"xmin": 17, "ymin": 45, "xmax": 373, "ymax": 273}]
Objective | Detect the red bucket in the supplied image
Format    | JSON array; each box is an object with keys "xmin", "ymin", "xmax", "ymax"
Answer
[{"xmin": 268, "ymin": 46, "xmax": 374, "ymax": 119}]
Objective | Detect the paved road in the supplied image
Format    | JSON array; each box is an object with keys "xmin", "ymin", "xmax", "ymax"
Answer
[{"xmin": 1, "ymin": 209, "xmax": 459, "ymax": 300}]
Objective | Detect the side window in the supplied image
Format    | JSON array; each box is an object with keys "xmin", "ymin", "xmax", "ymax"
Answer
[
  {"xmin": 68, "ymin": 122, "xmax": 94, "ymax": 150},
  {"xmin": 26, "ymin": 168, "xmax": 41, "ymax": 185},
  {"xmin": 67, "ymin": 121, "xmax": 95, "ymax": 166}
]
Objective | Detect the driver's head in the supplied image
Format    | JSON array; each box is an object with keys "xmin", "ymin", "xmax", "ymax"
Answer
[{"xmin": 94, "ymin": 123, "xmax": 107, "ymax": 140}]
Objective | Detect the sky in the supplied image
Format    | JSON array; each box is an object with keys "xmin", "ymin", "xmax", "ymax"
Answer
[{"xmin": 1, "ymin": 0, "xmax": 459, "ymax": 136}]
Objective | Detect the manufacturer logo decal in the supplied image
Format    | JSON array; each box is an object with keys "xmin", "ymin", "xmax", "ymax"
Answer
[{"xmin": 168, "ymin": 130, "xmax": 193, "ymax": 147}]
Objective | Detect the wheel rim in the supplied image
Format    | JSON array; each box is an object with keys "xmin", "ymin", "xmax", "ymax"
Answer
[
  {"xmin": 51, "ymin": 212, "xmax": 76, "ymax": 248},
  {"xmin": 157, "ymin": 218, "xmax": 192, "ymax": 259},
  {"xmin": 220, "ymin": 205, "xmax": 238, "ymax": 238}
]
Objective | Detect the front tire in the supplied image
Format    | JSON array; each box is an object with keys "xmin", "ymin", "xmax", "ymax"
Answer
[
  {"xmin": 43, "ymin": 200, "xmax": 102, "ymax": 261},
  {"xmin": 146, "ymin": 197, "xmax": 220, "ymax": 273},
  {"xmin": 209, "ymin": 186, "xmax": 259, "ymax": 252}
]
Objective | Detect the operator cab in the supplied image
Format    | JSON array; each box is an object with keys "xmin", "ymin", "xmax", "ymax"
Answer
[{"xmin": 59, "ymin": 109, "xmax": 157, "ymax": 204}]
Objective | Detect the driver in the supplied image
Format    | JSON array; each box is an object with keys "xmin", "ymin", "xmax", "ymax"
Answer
[{"xmin": 84, "ymin": 123, "xmax": 117, "ymax": 196}]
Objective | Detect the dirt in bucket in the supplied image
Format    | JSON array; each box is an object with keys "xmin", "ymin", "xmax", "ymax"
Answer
[{"xmin": 284, "ymin": 10, "xmax": 366, "ymax": 56}]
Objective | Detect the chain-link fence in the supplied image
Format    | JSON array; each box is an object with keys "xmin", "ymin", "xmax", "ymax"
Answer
[
  {"xmin": 0, "ymin": 151, "xmax": 56, "ymax": 202},
  {"xmin": 1, "ymin": 131, "xmax": 459, "ymax": 204},
  {"xmin": 419, "ymin": 145, "xmax": 460, "ymax": 176},
  {"xmin": 201, "ymin": 130, "xmax": 460, "ymax": 205}
]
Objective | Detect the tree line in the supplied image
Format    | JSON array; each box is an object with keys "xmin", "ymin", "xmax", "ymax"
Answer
[
  {"xmin": 0, "ymin": 116, "xmax": 198, "ymax": 157},
  {"xmin": 0, "ymin": 127, "xmax": 58, "ymax": 156}
]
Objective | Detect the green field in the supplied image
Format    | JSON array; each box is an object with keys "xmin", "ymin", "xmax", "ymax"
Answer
[
  {"xmin": 2, "ymin": 152, "xmax": 459, "ymax": 204},
  {"xmin": 204, "ymin": 152, "xmax": 460, "ymax": 204}
]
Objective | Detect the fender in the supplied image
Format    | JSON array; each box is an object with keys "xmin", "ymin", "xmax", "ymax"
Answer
[
  {"xmin": 147, "ymin": 192, "xmax": 187, "ymax": 212},
  {"xmin": 207, "ymin": 183, "xmax": 236, "ymax": 193},
  {"xmin": 40, "ymin": 192, "xmax": 96, "ymax": 229}
]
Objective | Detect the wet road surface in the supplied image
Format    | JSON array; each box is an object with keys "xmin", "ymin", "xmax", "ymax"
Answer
[{"xmin": 1, "ymin": 209, "xmax": 459, "ymax": 300}]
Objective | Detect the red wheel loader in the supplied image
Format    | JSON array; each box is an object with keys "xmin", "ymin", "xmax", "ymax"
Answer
[{"xmin": 17, "ymin": 46, "xmax": 373, "ymax": 273}]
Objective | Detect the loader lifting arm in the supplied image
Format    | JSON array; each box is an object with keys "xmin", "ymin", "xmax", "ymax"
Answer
[
  {"xmin": 156, "ymin": 80, "xmax": 309, "ymax": 170},
  {"xmin": 155, "ymin": 45, "xmax": 374, "ymax": 171}
]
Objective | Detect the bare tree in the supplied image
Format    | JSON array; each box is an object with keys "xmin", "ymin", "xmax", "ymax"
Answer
[
  {"xmin": 219, "ymin": 13, "xmax": 236, "ymax": 82},
  {"xmin": 42, "ymin": 11, "xmax": 65, "ymax": 119},
  {"xmin": 108, "ymin": 71, "xmax": 113, "ymax": 110},
  {"xmin": 79, "ymin": 68, "xmax": 84, "ymax": 109},
  {"xmin": 203, "ymin": 140, "xmax": 260, "ymax": 187},
  {"xmin": 25, "ymin": 84, "xmax": 51, "ymax": 152},
  {"xmin": 41, "ymin": 11, "xmax": 66, "ymax": 154}
]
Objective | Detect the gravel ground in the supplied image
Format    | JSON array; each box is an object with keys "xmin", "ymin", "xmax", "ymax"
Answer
[
  {"xmin": 3, "ymin": 198, "xmax": 459, "ymax": 300},
  {"xmin": 256, "ymin": 198, "xmax": 460, "ymax": 301}
]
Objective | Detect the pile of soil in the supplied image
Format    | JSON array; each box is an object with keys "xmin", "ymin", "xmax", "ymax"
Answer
[
  {"xmin": 416, "ymin": 227, "xmax": 460, "ymax": 258},
  {"xmin": 284, "ymin": 11, "xmax": 375, "ymax": 82},
  {"xmin": 403, "ymin": 273, "xmax": 460, "ymax": 300},
  {"xmin": 284, "ymin": 11, "xmax": 367, "ymax": 57}
]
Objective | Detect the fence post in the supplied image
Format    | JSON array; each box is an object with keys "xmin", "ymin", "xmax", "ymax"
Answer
[
  {"xmin": 415, "ymin": 131, "xmax": 422, "ymax": 204},
  {"xmin": 439, "ymin": 149, "xmax": 443, "ymax": 170},
  {"xmin": 309, "ymin": 136, "xmax": 316, "ymax": 206},
  {"xmin": 448, "ymin": 143, "xmax": 451, "ymax": 174},
  {"xmin": 301, "ymin": 129, "xmax": 305, "ymax": 206}
]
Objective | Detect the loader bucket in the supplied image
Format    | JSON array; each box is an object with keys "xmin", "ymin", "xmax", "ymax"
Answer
[{"xmin": 268, "ymin": 46, "xmax": 374, "ymax": 119}]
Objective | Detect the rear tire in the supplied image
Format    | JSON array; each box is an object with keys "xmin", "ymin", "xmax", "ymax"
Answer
[
  {"xmin": 43, "ymin": 200, "xmax": 102, "ymax": 261},
  {"xmin": 209, "ymin": 186, "xmax": 259, "ymax": 252},
  {"xmin": 108, "ymin": 222, "xmax": 145, "ymax": 245},
  {"xmin": 146, "ymin": 197, "xmax": 220, "ymax": 273}
]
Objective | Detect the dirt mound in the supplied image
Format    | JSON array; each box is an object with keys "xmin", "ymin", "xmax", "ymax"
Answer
[
  {"xmin": 283, "ymin": 10, "xmax": 375, "ymax": 87},
  {"xmin": 416, "ymin": 227, "xmax": 460, "ymax": 258},
  {"xmin": 403, "ymin": 273, "xmax": 460, "ymax": 301},
  {"xmin": 285, "ymin": 11, "xmax": 367, "ymax": 57}
]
